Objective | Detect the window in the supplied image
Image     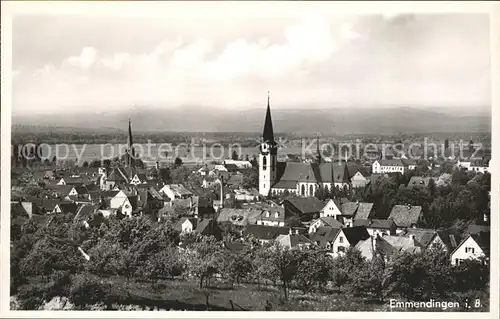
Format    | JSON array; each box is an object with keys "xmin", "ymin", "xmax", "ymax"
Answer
[
  {"xmin": 301, "ymin": 184, "xmax": 305, "ymax": 195},
  {"xmin": 266, "ymin": 211, "xmax": 270, "ymax": 218},
  {"xmin": 339, "ymin": 236, "xmax": 343, "ymax": 243},
  {"xmin": 275, "ymin": 212, "xmax": 280, "ymax": 218},
  {"xmin": 465, "ymin": 247, "xmax": 475, "ymax": 254},
  {"xmin": 338, "ymin": 246, "xmax": 346, "ymax": 253},
  {"xmin": 262, "ymin": 156, "xmax": 267, "ymax": 170},
  {"xmin": 309, "ymin": 185, "xmax": 314, "ymax": 195}
]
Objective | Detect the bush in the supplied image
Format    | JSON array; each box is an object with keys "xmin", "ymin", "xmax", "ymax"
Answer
[
  {"xmin": 68, "ymin": 273, "xmax": 111, "ymax": 309},
  {"xmin": 17, "ymin": 284, "xmax": 49, "ymax": 310}
]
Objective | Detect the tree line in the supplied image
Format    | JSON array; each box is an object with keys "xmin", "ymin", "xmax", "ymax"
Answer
[{"xmin": 11, "ymin": 214, "xmax": 489, "ymax": 310}]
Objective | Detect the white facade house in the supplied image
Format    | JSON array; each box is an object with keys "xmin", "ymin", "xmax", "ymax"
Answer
[
  {"xmin": 160, "ymin": 184, "xmax": 193, "ymax": 201},
  {"xmin": 451, "ymin": 234, "xmax": 488, "ymax": 266},
  {"xmin": 372, "ymin": 159, "xmax": 406, "ymax": 174},
  {"xmin": 332, "ymin": 229, "xmax": 351, "ymax": 257},
  {"xmin": 130, "ymin": 174, "xmax": 147, "ymax": 185},
  {"xmin": 320, "ymin": 199, "xmax": 342, "ymax": 218},
  {"xmin": 181, "ymin": 218, "xmax": 196, "ymax": 234},
  {"xmin": 223, "ymin": 160, "xmax": 253, "ymax": 169}
]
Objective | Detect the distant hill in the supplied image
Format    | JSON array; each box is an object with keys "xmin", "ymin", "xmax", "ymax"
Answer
[{"xmin": 12, "ymin": 106, "xmax": 491, "ymax": 135}]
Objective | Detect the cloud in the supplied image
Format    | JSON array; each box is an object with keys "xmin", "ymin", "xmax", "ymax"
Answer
[
  {"xmin": 12, "ymin": 13, "xmax": 490, "ymax": 115},
  {"xmin": 66, "ymin": 47, "xmax": 98, "ymax": 70}
]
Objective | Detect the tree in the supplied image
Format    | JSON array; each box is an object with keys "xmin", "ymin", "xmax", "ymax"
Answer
[
  {"xmin": 267, "ymin": 243, "xmax": 303, "ymax": 300},
  {"xmin": 250, "ymin": 155, "xmax": 258, "ymax": 168},
  {"xmin": 428, "ymin": 178, "xmax": 437, "ymax": 197},
  {"xmin": 241, "ymin": 167, "xmax": 259, "ymax": 189},
  {"xmin": 184, "ymin": 236, "xmax": 224, "ymax": 288},
  {"xmin": 349, "ymin": 254, "xmax": 387, "ymax": 300},
  {"xmin": 82, "ymin": 161, "xmax": 89, "ymax": 168},
  {"xmin": 295, "ymin": 249, "xmax": 332, "ymax": 293},
  {"xmin": 231, "ymin": 150, "xmax": 239, "ymax": 160},
  {"xmin": 174, "ymin": 157, "xmax": 183, "ymax": 167}
]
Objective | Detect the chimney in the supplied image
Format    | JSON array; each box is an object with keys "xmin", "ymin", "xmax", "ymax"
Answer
[{"xmin": 289, "ymin": 228, "xmax": 293, "ymax": 235}]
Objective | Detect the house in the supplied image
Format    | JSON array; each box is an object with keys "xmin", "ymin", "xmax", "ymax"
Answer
[
  {"xmin": 56, "ymin": 177, "xmax": 86, "ymax": 187},
  {"xmin": 226, "ymin": 174, "xmax": 244, "ymax": 188},
  {"xmin": 400, "ymin": 228, "xmax": 437, "ymax": 248},
  {"xmin": 282, "ymin": 197, "xmax": 325, "ymax": 222},
  {"xmin": 243, "ymin": 224, "xmax": 291, "ymax": 244},
  {"xmin": 176, "ymin": 217, "xmax": 199, "ymax": 234},
  {"xmin": 216, "ymin": 208, "xmax": 263, "ymax": 226},
  {"xmin": 223, "ymin": 160, "xmax": 253, "ymax": 169},
  {"xmin": 40, "ymin": 199, "xmax": 64, "ymax": 214},
  {"xmin": 100, "ymin": 166, "xmax": 130, "ymax": 191},
  {"xmin": 310, "ymin": 227, "xmax": 342, "ymax": 250},
  {"xmin": 50, "ymin": 185, "xmax": 79, "ymax": 199},
  {"xmin": 352, "ymin": 219, "xmax": 396, "ymax": 236},
  {"xmin": 130, "ymin": 173, "xmax": 148, "ymax": 185},
  {"xmin": 350, "ymin": 171, "xmax": 370, "ymax": 189},
  {"xmin": 372, "ymin": 159, "xmax": 415, "ymax": 174},
  {"xmin": 427, "ymin": 229, "xmax": 461, "ymax": 253},
  {"xmin": 73, "ymin": 204, "xmax": 100, "ymax": 228},
  {"xmin": 355, "ymin": 235, "xmax": 398, "ymax": 261},
  {"xmin": 382, "ymin": 235, "xmax": 423, "ymax": 254},
  {"xmin": 224, "ymin": 163, "xmax": 240, "ymax": 173},
  {"xmin": 331, "ymin": 226, "xmax": 371, "ymax": 257},
  {"xmin": 176, "ymin": 218, "xmax": 222, "ymax": 239},
  {"xmin": 320, "ymin": 199, "xmax": 343, "ymax": 218},
  {"xmin": 159, "ymin": 184, "xmax": 193, "ymax": 201},
  {"xmin": 308, "ymin": 216, "xmax": 343, "ymax": 234},
  {"xmin": 53, "ymin": 202, "xmax": 79, "ymax": 215},
  {"xmin": 191, "ymin": 196, "xmax": 216, "ymax": 219},
  {"xmin": 202, "ymin": 176, "xmax": 221, "ymax": 188},
  {"xmin": 340, "ymin": 201, "xmax": 375, "ymax": 224},
  {"xmin": 407, "ymin": 176, "xmax": 436, "ymax": 188},
  {"xmin": 450, "ymin": 231, "xmax": 490, "ymax": 266},
  {"xmin": 276, "ymin": 231, "xmax": 314, "ymax": 250},
  {"xmin": 388, "ymin": 205, "xmax": 424, "ymax": 233},
  {"xmin": 256, "ymin": 205, "xmax": 301, "ymax": 227},
  {"xmin": 234, "ymin": 188, "xmax": 259, "ymax": 201}
]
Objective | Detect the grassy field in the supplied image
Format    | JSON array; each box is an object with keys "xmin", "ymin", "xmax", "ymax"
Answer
[
  {"xmin": 14, "ymin": 275, "xmax": 489, "ymax": 312},
  {"xmin": 84, "ymin": 276, "xmax": 389, "ymax": 311}
]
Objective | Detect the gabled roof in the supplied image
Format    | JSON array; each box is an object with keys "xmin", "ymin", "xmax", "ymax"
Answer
[
  {"xmin": 354, "ymin": 203, "xmax": 374, "ymax": 219},
  {"xmin": 355, "ymin": 236, "xmax": 398, "ymax": 260},
  {"xmin": 175, "ymin": 217, "xmax": 198, "ymax": 231},
  {"xmin": 318, "ymin": 216, "xmax": 344, "ymax": 228},
  {"xmin": 11, "ymin": 202, "xmax": 30, "ymax": 218},
  {"xmin": 243, "ymin": 224, "xmax": 290, "ymax": 241},
  {"xmin": 106, "ymin": 167, "xmax": 130, "ymax": 183},
  {"xmin": 101, "ymin": 190, "xmax": 120, "ymax": 199},
  {"xmin": 383, "ymin": 235, "xmax": 423, "ymax": 254},
  {"xmin": 403, "ymin": 228, "xmax": 436, "ymax": 247},
  {"xmin": 194, "ymin": 218, "xmax": 218, "ymax": 235},
  {"xmin": 41, "ymin": 199, "xmax": 63, "ymax": 211},
  {"xmin": 388, "ymin": 205, "xmax": 423, "ymax": 228},
  {"xmin": 452, "ymin": 231, "xmax": 490, "ymax": 256},
  {"xmin": 58, "ymin": 202, "xmax": 79, "ymax": 215},
  {"xmin": 407, "ymin": 176, "xmax": 435, "ymax": 188},
  {"xmin": 51, "ymin": 185, "xmax": 76, "ymax": 196},
  {"xmin": 341, "ymin": 226, "xmax": 371, "ymax": 246},
  {"xmin": 435, "ymin": 229, "xmax": 461, "ymax": 251},
  {"xmin": 73, "ymin": 204, "xmax": 99, "ymax": 222},
  {"xmin": 377, "ymin": 159, "xmax": 405, "ymax": 167},
  {"xmin": 310, "ymin": 226, "xmax": 341, "ymax": 247},
  {"xmin": 276, "ymin": 162, "xmax": 320, "ymax": 183},
  {"xmin": 318, "ymin": 163, "xmax": 350, "ymax": 183},
  {"xmin": 276, "ymin": 233, "xmax": 313, "ymax": 248},
  {"xmin": 284, "ymin": 197, "xmax": 324, "ymax": 215},
  {"xmin": 353, "ymin": 219, "xmax": 395, "ymax": 230},
  {"xmin": 341, "ymin": 202, "xmax": 359, "ymax": 217},
  {"xmin": 217, "ymin": 208, "xmax": 263, "ymax": 226}
]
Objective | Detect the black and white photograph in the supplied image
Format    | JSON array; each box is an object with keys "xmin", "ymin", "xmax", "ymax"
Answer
[{"xmin": 1, "ymin": 1, "xmax": 499, "ymax": 316}]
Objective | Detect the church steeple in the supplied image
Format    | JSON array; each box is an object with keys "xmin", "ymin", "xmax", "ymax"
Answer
[
  {"xmin": 263, "ymin": 91, "xmax": 275, "ymax": 144},
  {"xmin": 126, "ymin": 118, "xmax": 135, "ymax": 169}
]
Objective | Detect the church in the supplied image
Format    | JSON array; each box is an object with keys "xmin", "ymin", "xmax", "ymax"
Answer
[{"xmin": 259, "ymin": 94, "xmax": 351, "ymax": 197}]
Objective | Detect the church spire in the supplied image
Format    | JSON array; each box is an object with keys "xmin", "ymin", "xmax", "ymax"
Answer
[
  {"xmin": 127, "ymin": 117, "xmax": 135, "ymax": 168},
  {"xmin": 263, "ymin": 91, "xmax": 274, "ymax": 143}
]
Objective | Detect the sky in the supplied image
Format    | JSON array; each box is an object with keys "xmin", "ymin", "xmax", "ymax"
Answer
[{"xmin": 11, "ymin": 4, "xmax": 491, "ymax": 115}]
